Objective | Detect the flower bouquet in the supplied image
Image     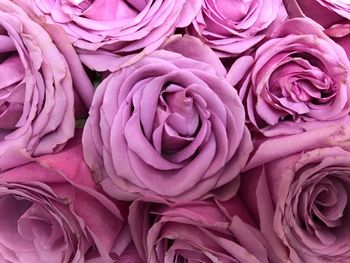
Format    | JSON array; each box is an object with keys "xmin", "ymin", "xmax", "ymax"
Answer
[{"xmin": 0, "ymin": 0, "xmax": 349, "ymax": 262}]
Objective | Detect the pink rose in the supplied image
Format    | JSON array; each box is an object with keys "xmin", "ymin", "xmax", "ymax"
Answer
[
  {"xmin": 0, "ymin": 1, "xmax": 92, "ymax": 171},
  {"xmin": 128, "ymin": 196, "xmax": 279, "ymax": 263},
  {"xmin": 231, "ymin": 18, "xmax": 350, "ymax": 137},
  {"xmin": 0, "ymin": 132, "xmax": 138, "ymax": 263},
  {"xmin": 83, "ymin": 35, "xmax": 252, "ymax": 201},
  {"xmin": 188, "ymin": 0, "xmax": 287, "ymax": 57},
  {"xmin": 244, "ymin": 145, "xmax": 350, "ymax": 262},
  {"xmin": 16, "ymin": 0, "xmax": 202, "ymax": 71},
  {"xmin": 241, "ymin": 126, "xmax": 350, "ymax": 262}
]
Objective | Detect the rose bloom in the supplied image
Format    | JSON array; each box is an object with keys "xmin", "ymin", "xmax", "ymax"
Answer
[
  {"xmin": 83, "ymin": 35, "xmax": 252, "ymax": 201},
  {"xmin": 0, "ymin": 1, "xmax": 93, "ymax": 171},
  {"xmin": 242, "ymin": 137, "xmax": 350, "ymax": 262},
  {"xmin": 231, "ymin": 18, "xmax": 350, "ymax": 137},
  {"xmin": 188, "ymin": 0, "xmax": 287, "ymax": 57},
  {"xmin": 128, "ymin": 196, "xmax": 279, "ymax": 263},
  {"xmin": 15, "ymin": 0, "xmax": 202, "ymax": 70},
  {"xmin": 0, "ymin": 133, "xmax": 141, "ymax": 263}
]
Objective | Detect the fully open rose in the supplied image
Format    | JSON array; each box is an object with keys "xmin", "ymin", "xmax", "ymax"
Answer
[
  {"xmin": 0, "ymin": 1, "xmax": 80, "ymax": 171},
  {"xmin": 188, "ymin": 0, "xmax": 287, "ymax": 57},
  {"xmin": 128, "ymin": 196, "xmax": 279, "ymax": 263},
  {"xmin": 83, "ymin": 36, "xmax": 252, "ymax": 201},
  {"xmin": 15, "ymin": 0, "xmax": 202, "ymax": 70},
  {"xmin": 0, "ymin": 133, "xmax": 141, "ymax": 263},
  {"xmin": 241, "ymin": 124, "xmax": 350, "ymax": 262},
  {"xmin": 273, "ymin": 146, "xmax": 350, "ymax": 262},
  {"xmin": 231, "ymin": 18, "xmax": 350, "ymax": 137}
]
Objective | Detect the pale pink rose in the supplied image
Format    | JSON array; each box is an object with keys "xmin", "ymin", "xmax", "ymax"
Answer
[
  {"xmin": 188, "ymin": 0, "xmax": 287, "ymax": 57},
  {"xmin": 231, "ymin": 18, "xmax": 350, "ymax": 138},
  {"xmin": 241, "ymin": 122, "xmax": 350, "ymax": 262},
  {"xmin": 15, "ymin": 0, "xmax": 202, "ymax": 71},
  {"xmin": 0, "ymin": 132, "xmax": 140, "ymax": 263},
  {"xmin": 128, "ymin": 196, "xmax": 280, "ymax": 263},
  {"xmin": 0, "ymin": 1, "xmax": 93, "ymax": 171},
  {"xmin": 83, "ymin": 35, "xmax": 253, "ymax": 201},
  {"xmin": 242, "ymin": 142, "xmax": 350, "ymax": 262}
]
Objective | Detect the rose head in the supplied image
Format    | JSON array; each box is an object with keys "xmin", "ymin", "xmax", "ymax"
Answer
[
  {"xmin": 188, "ymin": 0, "xmax": 287, "ymax": 57},
  {"xmin": 0, "ymin": 1, "xmax": 78, "ymax": 171},
  {"xmin": 233, "ymin": 18, "xmax": 350, "ymax": 137},
  {"xmin": 241, "ymin": 124, "xmax": 350, "ymax": 263},
  {"xmin": 128, "ymin": 197, "xmax": 277, "ymax": 263},
  {"xmin": 16, "ymin": 0, "xmax": 202, "ymax": 70},
  {"xmin": 0, "ymin": 133, "xmax": 137, "ymax": 263},
  {"xmin": 83, "ymin": 36, "xmax": 253, "ymax": 201},
  {"xmin": 272, "ymin": 146, "xmax": 350, "ymax": 262}
]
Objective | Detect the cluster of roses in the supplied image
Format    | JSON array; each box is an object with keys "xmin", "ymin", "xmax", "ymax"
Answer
[{"xmin": 1, "ymin": 0, "xmax": 350, "ymax": 262}]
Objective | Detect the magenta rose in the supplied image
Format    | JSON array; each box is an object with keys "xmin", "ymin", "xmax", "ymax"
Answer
[
  {"xmin": 83, "ymin": 35, "xmax": 252, "ymax": 201},
  {"xmin": 244, "ymin": 144, "xmax": 350, "ymax": 262},
  {"xmin": 0, "ymin": 1, "xmax": 89, "ymax": 171},
  {"xmin": 275, "ymin": 146, "xmax": 350, "ymax": 262},
  {"xmin": 16, "ymin": 0, "xmax": 202, "ymax": 70},
  {"xmin": 240, "ymin": 124, "xmax": 350, "ymax": 262},
  {"xmin": 129, "ymin": 196, "xmax": 279, "ymax": 263},
  {"xmin": 231, "ymin": 18, "xmax": 350, "ymax": 137},
  {"xmin": 285, "ymin": 0, "xmax": 350, "ymax": 28},
  {"xmin": 0, "ymin": 132, "xmax": 141, "ymax": 263},
  {"xmin": 188, "ymin": 0, "xmax": 287, "ymax": 57}
]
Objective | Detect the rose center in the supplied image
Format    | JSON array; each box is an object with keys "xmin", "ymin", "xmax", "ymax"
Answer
[
  {"xmin": 266, "ymin": 55, "xmax": 335, "ymax": 120},
  {"xmin": 303, "ymin": 177, "xmax": 348, "ymax": 231},
  {"xmin": 155, "ymin": 85, "xmax": 200, "ymax": 155},
  {"xmin": 0, "ymin": 195, "xmax": 65, "ymax": 261}
]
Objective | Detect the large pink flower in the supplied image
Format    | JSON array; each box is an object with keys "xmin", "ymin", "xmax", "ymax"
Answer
[
  {"xmin": 15, "ymin": 0, "xmax": 202, "ymax": 70},
  {"xmin": 244, "ymin": 144, "xmax": 350, "ymax": 262},
  {"xmin": 240, "ymin": 123, "xmax": 350, "ymax": 262},
  {"xmin": 83, "ymin": 36, "xmax": 252, "ymax": 201},
  {"xmin": 0, "ymin": 133, "xmax": 140, "ymax": 263},
  {"xmin": 128, "ymin": 196, "xmax": 278, "ymax": 263},
  {"xmin": 0, "ymin": 1, "xmax": 88, "ymax": 171},
  {"xmin": 188, "ymin": 0, "xmax": 287, "ymax": 57},
  {"xmin": 232, "ymin": 18, "xmax": 350, "ymax": 137}
]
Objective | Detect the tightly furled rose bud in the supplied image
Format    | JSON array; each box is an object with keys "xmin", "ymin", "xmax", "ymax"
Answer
[
  {"xmin": 188, "ymin": 0, "xmax": 287, "ymax": 57},
  {"xmin": 83, "ymin": 35, "xmax": 252, "ymax": 201},
  {"xmin": 232, "ymin": 18, "xmax": 350, "ymax": 137},
  {"xmin": 0, "ymin": 133, "xmax": 141, "ymax": 263},
  {"xmin": 15, "ymin": 0, "xmax": 202, "ymax": 70}
]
